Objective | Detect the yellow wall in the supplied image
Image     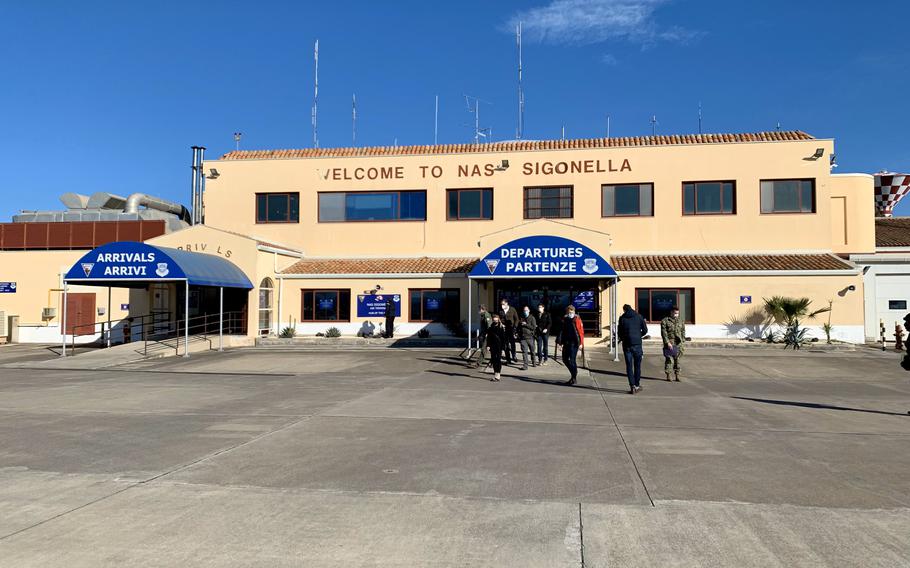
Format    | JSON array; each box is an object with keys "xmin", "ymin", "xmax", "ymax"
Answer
[
  {"xmin": 828, "ymin": 173, "xmax": 876, "ymax": 255},
  {"xmin": 203, "ymin": 139, "xmax": 873, "ymax": 257}
]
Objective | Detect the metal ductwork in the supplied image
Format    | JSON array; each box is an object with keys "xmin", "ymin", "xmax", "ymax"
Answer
[
  {"xmin": 59, "ymin": 192, "xmax": 90, "ymax": 209},
  {"xmin": 124, "ymin": 193, "xmax": 191, "ymax": 223}
]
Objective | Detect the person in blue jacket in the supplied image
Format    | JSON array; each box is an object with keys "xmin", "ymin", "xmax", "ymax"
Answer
[{"xmin": 617, "ymin": 304, "xmax": 648, "ymax": 394}]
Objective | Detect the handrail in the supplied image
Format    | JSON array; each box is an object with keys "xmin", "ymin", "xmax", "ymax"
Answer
[{"xmin": 66, "ymin": 311, "xmax": 247, "ymax": 356}]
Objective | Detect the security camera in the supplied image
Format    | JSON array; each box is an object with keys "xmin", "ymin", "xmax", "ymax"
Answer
[
  {"xmin": 848, "ymin": 285, "xmax": 856, "ymax": 291},
  {"xmin": 207, "ymin": 168, "xmax": 220, "ymax": 179},
  {"xmin": 375, "ymin": 284, "xmax": 383, "ymax": 291}
]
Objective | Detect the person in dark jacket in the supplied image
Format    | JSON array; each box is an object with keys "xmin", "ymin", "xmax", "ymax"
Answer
[
  {"xmin": 617, "ymin": 304, "xmax": 648, "ymax": 394},
  {"xmin": 517, "ymin": 306, "xmax": 537, "ymax": 371},
  {"xmin": 383, "ymin": 296, "xmax": 396, "ymax": 338},
  {"xmin": 498, "ymin": 299, "xmax": 520, "ymax": 364},
  {"xmin": 556, "ymin": 305, "xmax": 584, "ymax": 385},
  {"xmin": 485, "ymin": 313, "xmax": 506, "ymax": 382},
  {"xmin": 535, "ymin": 303, "xmax": 552, "ymax": 365},
  {"xmin": 474, "ymin": 304, "xmax": 493, "ymax": 368}
]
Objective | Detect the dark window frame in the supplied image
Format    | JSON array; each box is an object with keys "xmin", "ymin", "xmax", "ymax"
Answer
[
  {"xmin": 408, "ymin": 288, "xmax": 460, "ymax": 323},
  {"xmin": 682, "ymin": 180, "xmax": 737, "ymax": 216},
  {"xmin": 300, "ymin": 288, "xmax": 351, "ymax": 322},
  {"xmin": 317, "ymin": 190, "xmax": 428, "ymax": 223},
  {"xmin": 446, "ymin": 188, "xmax": 494, "ymax": 220},
  {"xmin": 601, "ymin": 182, "xmax": 655, "ymax": 218},
  {"xmin": 523, "ymin": 185, "xmax": 574, "ymax": 219},
  {"xmin": 634, "ymin": 288, "xmax": 696, "ymax": 324},
  {"xmin": 760, "ymin": 178, "xmax": 816, "ymax": 215},
  {"xmin": 255, "ymin": 192, "xmax": 300, "ymax": 224}
]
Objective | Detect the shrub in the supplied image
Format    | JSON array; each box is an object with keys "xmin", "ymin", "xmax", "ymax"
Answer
[
  {"xmin": 279, "ymin": 326, "xmax": 296, "ymax": 338},
  {"xmin": 324, "ymin": 327, "xmax": 341, "ymax": 338},
  {"xmin": 763, "ymin": 327, "xmax": 779, "ymax": 343},
  {"xmin": 822, "ymin": 322, "xmax": 833, "ymax": 344},
  {"xmin": 782, "ymin": 319, "xmax": 810, "ymax": 350},
  {"xmin": 417, "ymin": 328, "xmax": 431, "ymax": 338}
]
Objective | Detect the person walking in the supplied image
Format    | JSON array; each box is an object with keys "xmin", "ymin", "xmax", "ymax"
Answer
[
  {"xmin": 498, "ymin": 298, "xmax": 519, "ymax": 365},
  {"xmin": 383, "ymin": 295, "xmax": 396, "ymax": 338},
  {"xmin": 618, "ymin": 304, "xmax": 648, "ymax": 394},
  {"xmin": 485, "ymin": 313, "xmax": 506, "ymax": 382},
  {"xmin": 535, "ymin": 303, "xmax": 551, "ymax": 365},
  {"xmin": 474, "ymin": 304, "xmax": 492, "ymax": 368},
  {"xmin": 556, "ymin": 305, "xmax": 584, "ymax": 385},
  {"xmin": 660, "ymin": 306, "xmax": 686, "ymax": 381},
  {"xmin": 517, "ymin": 306, "xmax": 537, "ymax": 370}
]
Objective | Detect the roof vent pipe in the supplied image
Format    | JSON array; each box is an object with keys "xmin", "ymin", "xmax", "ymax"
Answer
[
  {"xmin": 190, "ymin": 146, "xmax": 199, "ymax": 225},
  {"xmin": 197, "ymin": 146, "xmax": 206, "ymax": 225},
  {"xmin": 124, "ymin": 193, "xmax": 191, "ymax": 223}
]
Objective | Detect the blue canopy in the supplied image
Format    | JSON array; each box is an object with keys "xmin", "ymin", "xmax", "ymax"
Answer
[
  {"xmin": 469, "ymin": 235, "xmax": 617, "ymax": 279},
  {"xmin": 64, "ymin": 241, "xmax": 253, "ymax": 289}
]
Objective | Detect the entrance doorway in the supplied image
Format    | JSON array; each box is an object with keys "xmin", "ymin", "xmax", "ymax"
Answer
[
  {"xmin": 175, "ymin": 285, "xmax": 249, "ymax": 335},
  {"xmin": 493, "ymin": 279, "xmax": 601, "ymax": 337},
  {"xmin": 63, "ymin": 293, "xmax": 96, "ymax": 335}
]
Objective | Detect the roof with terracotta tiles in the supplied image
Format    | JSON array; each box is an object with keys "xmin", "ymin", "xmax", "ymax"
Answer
[
  {"xmin": 612, "ymin": 253, "xmax": 855, "ymax": 272},
  {"xmin": 220, "ymin": 131, "xmax": 815, "ymax": 161},
  {"xmin": 875, "ymin": 217, "xmax": 910, "ymax": 247},
  {"xmin": 280, "ymin": 257, "xmax": 479, "ymax": 275}
]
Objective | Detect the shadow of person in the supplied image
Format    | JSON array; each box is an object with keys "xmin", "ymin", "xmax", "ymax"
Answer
[
  {"xmin": 732, "ymin": 396, "xmax": 909, "ymax": 417},
  {"xmin": 589, "ymin": 367, "xmax": 665, "ymax": 382}
]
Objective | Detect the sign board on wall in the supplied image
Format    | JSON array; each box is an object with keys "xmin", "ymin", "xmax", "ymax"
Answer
[
  {"xmin": 120, "ymin": 303, "xmax": 129, "ymax": 310},
  {"xmin": 0, "ymin": 282, "xmax": 16, "ymax": 293},
  {"xmin": 573, "ymin": 291, "xmax": 595, "ymax": 310},
  {"xmin": 469, "ymin": 235, "xmax": 616, "ymax": 279},
  {"xmin": 740, "ymin": 296, "xmax": 752, "ymax": 304},
  {"xmin": 357, "ymin": 294, "xmax": 401, "ymax": 318}
]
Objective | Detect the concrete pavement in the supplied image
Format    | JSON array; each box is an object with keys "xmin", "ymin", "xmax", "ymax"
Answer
[{"xmin": 0, "ymin": 345, "xmax": 907, "ymax": 566}]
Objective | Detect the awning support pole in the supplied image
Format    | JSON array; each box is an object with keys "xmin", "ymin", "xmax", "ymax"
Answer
[
  {"xmin": 277, "ymin": 277, "xmax": 284, "ymax": 336},
  {"xmin": 612, "ymin": 278, "xmax": 620, "ymax": 363},
  {"xmin": 467, "ymin": 278, "xmax": 472, "ymax": 351},
  {"xmin": 61, "ymin": 283, "xmax": 68, "ymax": 357},
  {"xmin": 219, "ymin": 286, "xmax": 224, "ymax": 351},
  {"xmin": 184, "ymin": 280, "xmax": 190, "ymax": 357},
  {"xmin": 106, "ymin": 286, "xmax": 111, "ymax": 348}
]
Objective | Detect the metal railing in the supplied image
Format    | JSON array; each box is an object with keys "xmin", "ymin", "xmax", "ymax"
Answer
[{"xmin": 66, "ymin": 311, "xmax": 247, "ymax": 356}]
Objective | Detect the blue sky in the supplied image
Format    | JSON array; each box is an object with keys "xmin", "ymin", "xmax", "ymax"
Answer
[{"xmin": 2, "ymin": 0, "xmax": 909, "ymax": 220}]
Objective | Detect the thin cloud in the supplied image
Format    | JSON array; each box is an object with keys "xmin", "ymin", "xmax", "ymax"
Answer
[
  {"xmin": 601, "ymin": 54, "xmax": 618, "ymax": 65},
  {"xmin": 505, "ymin": 0, "xmax": 701, "ymax": 47}
]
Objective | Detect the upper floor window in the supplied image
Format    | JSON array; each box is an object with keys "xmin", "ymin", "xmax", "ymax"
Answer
[
  {"xmin": 256, "ymin": 193, "xmax": 299, "ymax": 223},
  {"xmin": 683, "ymin": 181, "xmax": 736, "ymax": 215},
  {"xmin": 447, "ymin": 188, "xmax": 493, "ymax": 220},
  {"xmin": 760, "ymin": 179, "xmax": 815, "ymax": 214},
  {"xmin": 524, "ymin": 186, "xmax": 573, "ymax": 219},
  {"xmin": 602, "ymin": 183, "xmax": 654, "ymax": 217},
  {"xmin": 318, "ymin": 191, "xmax": 427, "ymax": 222}
]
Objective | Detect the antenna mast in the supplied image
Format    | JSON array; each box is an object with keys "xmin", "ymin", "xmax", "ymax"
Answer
[
  {"xmin": 650, "ymin": 115, "xmax": 658, "ymax": 136},
  {"xmin": 464, "ymin": 95, "xmax": 491, "ymax": 145},
  {"xmin": 517, "ymin": 21, "xmax": 524, "ymax": 140},
  {"xmin": 698, "ymin": 102, "xmax": 703, "ymax": 134},
  {"xmin": 606, "ymin": 115, "xmax": 611, "ymax": 138},
  {"xmin": 434, "ymin": 95, "xmax": 439, "ymax": 145},
  {"xmin": 352, "ymin": 93, "xmax": 357, "ymax": 146},
  {"xmin": 312, "ymin": 40, "xmax": 319, "ymax": 148}
]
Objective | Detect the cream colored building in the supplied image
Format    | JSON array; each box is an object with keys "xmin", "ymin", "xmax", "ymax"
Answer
[{"xmin": 0, "ymin": 130, "xmax": 876, "ymax": 345}]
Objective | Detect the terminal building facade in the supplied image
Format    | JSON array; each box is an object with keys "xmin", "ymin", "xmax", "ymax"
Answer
[{"xmin": 0, "ymin": 131, "xmax": 890, "ymax": 345}]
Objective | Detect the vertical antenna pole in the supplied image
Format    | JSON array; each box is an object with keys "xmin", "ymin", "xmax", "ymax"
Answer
[
  {"xmin": 312, "ymin": 39, "xmax": 319, "ymax": 148},
  {"xmin": 698, "ymin": 102, "xmax": 703, "ymax": 134},
  {"xmin": 561, "ymin": 124, "xmax": 565, "ymax": 140},
  {"xmin": 475, "ymin": 100, "xmax": 480, "ymax": 145},
  {"xmin": 352, "ymin": 93, "xmax": 356, "ymax": 146},
  {"xmin": 434, "ymin": 95, "xmax": 439, "ymax": 145},
  {"xmin": 606, "ymin": 115, "xmax": 611, "ymax": 138},
  {"xmin": 650, "ymin": 115, "xmax": 657, "ymax": 136},
  {"xmin": 517, "ymin": 21, "xmax": 523, "ymax": 140}
]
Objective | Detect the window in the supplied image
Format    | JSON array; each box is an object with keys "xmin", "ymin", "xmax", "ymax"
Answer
[
  {"xmin": 301, "ymin": 289, "xmax": 351, "ymax": 322},
  {"xmin": 447, "ymin": 188, "xmax": 493, "ymax": 220},
  {"xmin": 760, "ymin": 179, "xmax": 815, "ymax": 213},
  {"xmin": 256, "ymin": 193, "xmax": 299, "ymax": 223},
  {"xmin": 318, "ymin": 191, "xmax": 426, "ymax": 222},
  {"xmin": 635, "ymin": 288, "xmax": 694, "ymax": 323},
  {"xmin": 258, "ymin": 278, "xmax": 274, "ymax": 336},
  {"xmin": 889, "ymin": 300, "xmax": 908, "ymax": 311},
  {"xmin": 683, "ymin": 181, "xmax": 735, "ymax": 215},
  {"xmin": 409, "ymin": 289, "xmax": 460, "ymax": 322},
  {"xmin": 602, "ymin": 183, "xmax": 654, "ymax": 217},
  {"xmin": 524, "ymin": 186, "xmax": 573, "ymax": 219}
]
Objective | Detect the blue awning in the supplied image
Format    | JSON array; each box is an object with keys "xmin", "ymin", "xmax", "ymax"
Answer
[
  {"xmin": 63, "ymin": 241, "xmax": 253, "ymax": 289},
  {"xmin": 469, "ymin": 235, "xmax": 617, "ymax": 279}
]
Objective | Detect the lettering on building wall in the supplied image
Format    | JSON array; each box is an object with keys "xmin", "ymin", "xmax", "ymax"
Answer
[
  {"xmin": 316, "ymin": 159, "xmax": 632, "ymax": 180},
  {"xmin": 176, "ymin": 243, "xmax": 233, "ymax": 258}
]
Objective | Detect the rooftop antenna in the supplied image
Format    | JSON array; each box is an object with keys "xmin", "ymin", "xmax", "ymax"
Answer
[
  {"xmin": 516, "ymin": 21, "xmax": 524, "ymax": 140},
  {"xmin": 561, "ymin": 124, "xmax": 566, "ymax": 140},
  {"xmin": 233, "ymin": 132, "xmax": 242, "ymax": 151},
  {"xmin": 606, "ymin": 115, "xmax": 611, "ymax": 138},
  {"xmin": 698, "ymin": 102, "xmax": 703, "ymax": 134},
  {"xmin": 434, "ymin": 95, "xmax": 439, "ymax": 145},
  {"xmin": 464, "ymin": 94, "xmax": 491, "ymax": 145},
  {"xmin": 352, "ymin": 93, "xmax": 357, "ymax": 146},
  {"xmin": 312, "ymin": 39, "xmax": 319, "ymax": 148},
  {"xmin": 650, "ymin": 115, "xmax": 658, "ymax": 136},
  {"xmin": 775, "ymin": 121, "xmax": 781, "ymax": 132}
]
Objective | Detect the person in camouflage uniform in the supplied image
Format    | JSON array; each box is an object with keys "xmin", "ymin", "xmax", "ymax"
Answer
[{"xmin": 660, "ymin": 306, "xmax": 686, "ymax": 381}]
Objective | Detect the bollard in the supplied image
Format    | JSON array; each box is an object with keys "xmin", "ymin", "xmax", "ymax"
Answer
[
  {"xmin": 880, "ymin": 319, "xmax": 886, "ymax": 351},
  {"xmin": 896, "ymin": 323, "xmax": 905, "ymax": 352}
]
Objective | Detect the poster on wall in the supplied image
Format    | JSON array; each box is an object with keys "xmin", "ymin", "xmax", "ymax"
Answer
[
  {"xmin": 0, "ymin": 282, "xmax": 16, "ymax": 293},
  {"xmin": 425, "ymin": 297, "xmax": 440, "ymax": 310},
  {"xmin": 356, "ymin": 294, "xmax": 401, "ymax": 317},
  {"xmin": 318, "ymin": 296, "xmax": 336, "ymax": 310},
  {"xmin": 573, "ymin": 291, "xmax": 595, "ymax": 310}
]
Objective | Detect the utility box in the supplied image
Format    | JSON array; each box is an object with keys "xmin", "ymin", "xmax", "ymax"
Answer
[
  {"xmin": 42, "ymin": 307, "xmax": 57, "ymax": 320},
  {"xmin": 7, "ymin": 315, "xmax": 18, "ymax": 343},
  {"xmin": 0, "ymin": 311, "xmax": 6, "ymax": 342}
]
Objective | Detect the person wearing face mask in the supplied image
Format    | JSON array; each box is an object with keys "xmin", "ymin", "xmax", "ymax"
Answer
[
  {"xmin": 517, "ymin": 305, "xmax": 538, "ymax": 371},
  {"xmin": 660, "ymin": 305, "xmax": 686, "ymax": 381},
  {"xmin": 535, "ymin": 303, "xmax": 551, "ymax": 365},
  {"xmin": 485, "ymin": 313, "xmax": 506, "ymax": 381},
  {"xmin": 556, "ymin": 305, "xmax": 584, "ymax": 385},
  {"xmin": 473, "ymin": 304, "xmax": 493, "ymax": 368},
  {"xmin": 498, "ymin": 299, "xmax": 520, "ymax": 365}
]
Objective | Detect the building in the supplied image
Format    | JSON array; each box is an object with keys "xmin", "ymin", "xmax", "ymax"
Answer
[
  {"xmin": 851, "ymin": 216, "xmax": 910, "ymax": 341},
  {"xmin": 0, "ymin": 130, "xmax": 879, "ymax": 346}
]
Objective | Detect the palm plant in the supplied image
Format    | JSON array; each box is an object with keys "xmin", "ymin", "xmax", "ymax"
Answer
[{"xmin": 762, "ymin": 296, "xmax": 830, "ymax": 349}]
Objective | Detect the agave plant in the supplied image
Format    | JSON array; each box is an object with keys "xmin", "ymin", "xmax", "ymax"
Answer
[
  {"xmin": 763, "ymin": 296, "xmax": 830, "ymax": 348},
  {"xmin": 782, "ymin": 318, "xmax": 810, "ymax": 349}
]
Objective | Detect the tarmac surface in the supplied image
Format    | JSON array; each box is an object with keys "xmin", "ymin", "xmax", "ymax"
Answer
[{"xmin": 0, "ymin": 344, "xmax": 908, "ymax": 566}]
